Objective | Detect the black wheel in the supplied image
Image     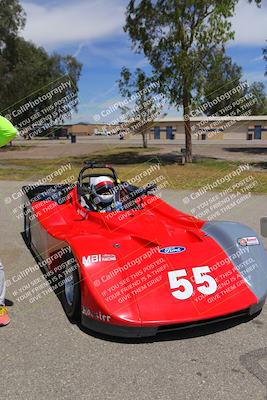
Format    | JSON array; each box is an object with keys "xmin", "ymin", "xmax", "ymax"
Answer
[
  {"xmin": 23, "ymin": 204, "xmax": 32, "ymax": 244},
  {"xmin": 59, "ymin": 260, "xmax": 81, "ymax": 321}
]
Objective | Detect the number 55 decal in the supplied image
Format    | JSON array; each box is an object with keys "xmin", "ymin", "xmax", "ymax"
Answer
[{"xmin": 168, "ymin": 266, "xmax": 217, "ymax": 300}]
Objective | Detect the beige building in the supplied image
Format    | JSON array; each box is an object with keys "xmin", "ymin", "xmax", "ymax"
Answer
[
  {"xmin": 149, "ymin": 116, "xmax": 267, "ymax": 141},
  {"xmin": 64, "ymin": 116, "xmax": 267, "ymax": 141},
  {"xmin": 64, "ymin": 123, "xmax": 121, "ymax": 136}
]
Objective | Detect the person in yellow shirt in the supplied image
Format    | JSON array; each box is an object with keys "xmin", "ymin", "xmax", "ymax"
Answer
[{"xmin": 0, "ymin": 116, "xmax": 17, "ymax": 326}]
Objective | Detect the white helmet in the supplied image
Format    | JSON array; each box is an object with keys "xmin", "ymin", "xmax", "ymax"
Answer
[{"xmin": 90, "ymin": 176, "xmax": 115, "ymax": 208}]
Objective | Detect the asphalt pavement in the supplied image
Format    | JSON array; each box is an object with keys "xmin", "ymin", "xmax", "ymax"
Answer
[{"xmin": 0, "ymin": 180, "xmax": 267, "ymax": 400}]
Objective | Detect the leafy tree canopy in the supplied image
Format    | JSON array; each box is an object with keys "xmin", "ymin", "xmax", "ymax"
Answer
[
  {"xmin": 0, "ymin": 0, "xmax": 82, "ymax": 136},
  {"xmin": 194, "ymin": 50, "xmax": 266, "ymax": 116},
  {"xmin": 124, "ymin": 0, "xmax": 240, "ymax": 161}
]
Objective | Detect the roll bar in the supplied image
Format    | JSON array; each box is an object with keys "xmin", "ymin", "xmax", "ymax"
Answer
[{"xmin": 78, "ymin": 161, "xmax": 119, "ymax": 189}]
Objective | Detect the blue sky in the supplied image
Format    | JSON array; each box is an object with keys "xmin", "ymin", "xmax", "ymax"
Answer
[{"xmin": 21, "ymin": 0, "xmax": 267, "ymax": 124}]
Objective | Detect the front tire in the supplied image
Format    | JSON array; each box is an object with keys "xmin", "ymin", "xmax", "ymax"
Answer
[
  {"xmin": 59, "ymin": 260, "xmax": 81, "ymax": 321},
  {"xmin": 23, "ymin": 204, "xmax": 32, "ymax": 244}
]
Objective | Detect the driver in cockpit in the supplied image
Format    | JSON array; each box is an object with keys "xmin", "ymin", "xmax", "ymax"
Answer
[{"xmin": 81, "ymin": 176, "xmax": 124, "ymax": 212}]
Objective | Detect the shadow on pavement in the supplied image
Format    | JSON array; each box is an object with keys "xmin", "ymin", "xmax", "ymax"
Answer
[
  {"xmin": 224, "ymin": 147, "xmax": 267, "ymax": 155},
  {"xmin": 73, "ymin": 150, "xmax": 185, "ymax": 166}
]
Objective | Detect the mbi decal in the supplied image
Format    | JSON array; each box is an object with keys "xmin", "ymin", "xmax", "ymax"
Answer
[
  {"xmin": 82, "ymin": 254, "xmax": 117, "ymax": 266},
  {"xmin": 159, "ymin": 246, "xmax": 186, "ymax": 255}
]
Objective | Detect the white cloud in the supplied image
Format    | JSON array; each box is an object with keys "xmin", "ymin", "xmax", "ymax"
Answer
[
  {"xmin": 76, "ymin": 41, "xmax": 146, "ymax": 68},
  {"xmin": 251, "ymin": 55, "xmax": 264, "ymax": 62},
  {"xmin": 21, "ymin": 0, "xmax": 267, "ymax": 50},
  {"xmin": 243, "ymin": 70, "xmax": 267, "ymax": 83},
  {"xmin": 231, "ymin": 0, "xmax": 267, "ymax": 46},
  {"xmin": 21, "ymin": 0, "xmax": 125, "ymax": 48}
]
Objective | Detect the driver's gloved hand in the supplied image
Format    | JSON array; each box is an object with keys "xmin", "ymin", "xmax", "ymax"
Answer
[{"xmin": 115, "ymin": 201, "xmax": 124, "ymax": 211}]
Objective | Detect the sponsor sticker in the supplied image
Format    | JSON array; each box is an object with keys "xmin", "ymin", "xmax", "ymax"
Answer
[
  {"xmin": 238, "ymin": 237, "xmax": 260, "ymax": 247},
  {"xmin": 159, "ymin": 246, "xmax": 186, "ymax": 254},
  {"xmin": 82, "ymin": 306, "xmax": 111, "ymax": 322},
  {"xmin": 82, "ymin": 254, "xmax": 117, "ymax": 266}
]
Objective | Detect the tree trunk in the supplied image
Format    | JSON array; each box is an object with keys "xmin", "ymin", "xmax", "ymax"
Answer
[
  {"xmin": 142, "ymin": 132, "xmax": 148, "ymax": 148},
  {"xmin": 182, "ymin": 85, "xmax": 192, "ymax": 163}
]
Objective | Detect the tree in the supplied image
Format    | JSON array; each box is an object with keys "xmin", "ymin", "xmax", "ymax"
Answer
[
  {"xmin": 0, "ymin": 0, "xmax": 82, "ymax": 136},
  {"xmin": 0, "ymin": 0, "xmax": 26, "ymax": 39},
  {"xmin": 118, "ymin": 67, "xmax": 166, "ymax": 148},
  {"xmin": 248, "ymin": 0, "xmax": 261, "ymax": 5},
  {"xmin": 194, "ymin": 50, "xmax": 267, "ymax": 116},
  {"xmin": 246, "ymin": 82, "xmax": 267, "ymax": 114},
  {"xmin": 194, "ymin": 50, "xmax": 242, "ymax": 116},
  {"xmin": 124, "ymin": 0, "xmax": 239, "ymax": 162},
  {"xmin": 0, "ymin": 0, "xmax": 26, "ymax": 101}
]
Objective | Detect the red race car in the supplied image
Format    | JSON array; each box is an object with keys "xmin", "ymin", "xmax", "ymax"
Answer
[{"xmin": 23, "ymin": 162, "xmax": 267, "ymax": 337}]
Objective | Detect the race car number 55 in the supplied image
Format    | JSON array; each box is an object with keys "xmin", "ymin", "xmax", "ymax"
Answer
[{"xmin": 168, "ymin": 266, "xmax": 217, "ymax": 300}]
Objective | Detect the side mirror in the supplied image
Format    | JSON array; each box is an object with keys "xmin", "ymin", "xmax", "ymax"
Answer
[{"xmin": 260, "ymin": 217, "xmax": 267, "ymax": 237}]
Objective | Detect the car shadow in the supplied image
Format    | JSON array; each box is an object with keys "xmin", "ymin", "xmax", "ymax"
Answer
[{"xmin": 75, "ymin": 312, "xmax": 260, "ymax": 344}]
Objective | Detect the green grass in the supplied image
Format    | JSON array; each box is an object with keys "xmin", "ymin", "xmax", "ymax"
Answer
[{"xmin": 0, "ymin": 147, "xmax": 266, "ymax": 194}]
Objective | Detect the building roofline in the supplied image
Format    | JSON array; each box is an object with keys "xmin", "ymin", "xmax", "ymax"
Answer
[
  {"xmin": 63, "ymin": 115, "xmax": 267, "ymax": 127},
  {"xmin": 155, "ymin": 115, "xmax": 267, "ymax": 122}
]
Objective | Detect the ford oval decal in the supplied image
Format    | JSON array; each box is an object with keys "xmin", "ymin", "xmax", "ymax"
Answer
[{"xmin": 159, "ymin": 246, "xmax": 186, "ymax": 254}]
